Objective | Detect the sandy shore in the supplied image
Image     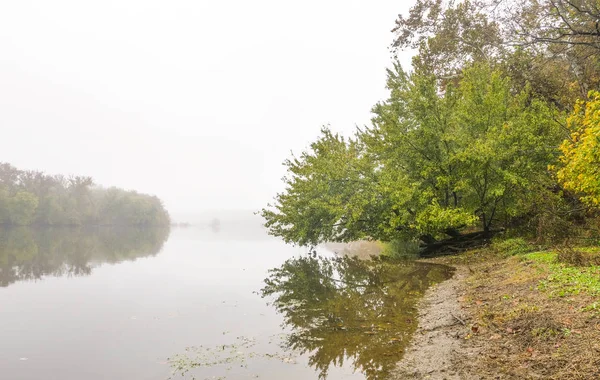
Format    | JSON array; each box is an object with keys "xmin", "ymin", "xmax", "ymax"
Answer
[{"xmin": 394, "ymin": 266, "xmax": 481, "ymax": 379}]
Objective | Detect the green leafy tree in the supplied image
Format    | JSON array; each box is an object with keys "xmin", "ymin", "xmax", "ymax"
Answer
[
  {"xmin": 261, "ymin": 129, "xmax": 380, "ymax": 246},
  {"xmin": 451, "ymin": 64, "xmax": 562, "ymax": 231},
  {"xmin": 365, "ymin": 63, "xmax": 476, "ymax": 240},
  {"xmin": 262, "ymin": 63, "xmax": 562, "ymax": 247},
  {"xmin": 368, "ymin": 63, "xmax": 561, "ymax": 234}
]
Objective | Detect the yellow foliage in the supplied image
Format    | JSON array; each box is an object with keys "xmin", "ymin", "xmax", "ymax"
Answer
[{"xmin": 556, "ymin": 91, "xmax": 600, "ymax": 205}]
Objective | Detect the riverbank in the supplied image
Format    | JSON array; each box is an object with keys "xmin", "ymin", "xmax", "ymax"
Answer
[
  {"xmin": 396, "ymin": 247, "xmax": 600, "ymax": 379},
  {"xmin": 394, "ymin": 266, "xmax": 478, "ymax": 379}
]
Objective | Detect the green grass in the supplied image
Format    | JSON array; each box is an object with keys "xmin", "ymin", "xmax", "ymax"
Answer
[
  {"xmin": 524, "ymin": 251, "xmax": 600, "ymax": 298},
  {"xmin": 491, "ymin": 237, "xmax": 538, "ymax": 257},
  {"xmin": 526, "ymin": 251, "xmax": 556, "ymax": 264}
]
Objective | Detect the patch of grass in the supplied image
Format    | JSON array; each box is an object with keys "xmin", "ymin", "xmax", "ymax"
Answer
[
  {"xmin": 525, "ymin": 251, "xmax": 555, "ymax": 263},
  {"xmin": 490, "ymin": 237, "xmax": 537, "ymax": 257},
  {"xmin": 582, "ymin": 302, "xmax": 600, "ymax": 313},
  {"xmin": 525, "ymin": 251, "xmax": 600, "ymax": 298}
]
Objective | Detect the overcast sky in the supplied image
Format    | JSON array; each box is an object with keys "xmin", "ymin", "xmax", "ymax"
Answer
[{"xmin": 0, "ymin": 0, "xmax": 414, "ymax": 219}]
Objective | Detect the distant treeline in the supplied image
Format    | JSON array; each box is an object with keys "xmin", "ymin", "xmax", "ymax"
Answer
[{"xmin": 0, "ymin": 162, "xmax": 170, "ymax": 226}]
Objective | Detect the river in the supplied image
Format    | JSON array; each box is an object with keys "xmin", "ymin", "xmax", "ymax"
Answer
[{"xmin": 0, "ymin": 221, "xmax": 452, "ymax": 379}]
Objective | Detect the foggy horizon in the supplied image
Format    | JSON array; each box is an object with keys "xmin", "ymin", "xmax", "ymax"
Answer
[{"xmin": 1, "ymin": 0, "xmax": 414, "ymax": 215}]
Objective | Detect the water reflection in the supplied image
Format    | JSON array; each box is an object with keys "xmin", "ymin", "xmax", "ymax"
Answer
[
  {"xmin": 261, "ymin": 255, "xmax": 454, "ymax": 379},
  {"xmin": 0, "ymin": 226, "xmax": 170, "ymax": 287}
]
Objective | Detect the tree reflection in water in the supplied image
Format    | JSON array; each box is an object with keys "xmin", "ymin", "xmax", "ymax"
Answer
[
  {"xmin": 261, "ymin": 254, "xmax": 454, "ymax": 379},
  {"xmin": 0, "ymin": 226, "xmax": 170, "ymax": 287}
]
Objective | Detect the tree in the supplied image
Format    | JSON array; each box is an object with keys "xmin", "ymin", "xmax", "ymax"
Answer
[
  {"xmin": 0, "ymin": 162, "xmax": 170, "ymax": 227},
  {"xmin": 392, "ymin": 0, "xmax": 600, "ymax": 109},
  {"xmin": 497, "ymin": 0, "xmax": 600, "ymax": 51},
  {"xmin": 556, "ymin": 91, "xmax": 600, "ymax": 205},
  {"xmin": 7, "ymin": 192, "xmax": 39, "ymax": 226},
  {"xmin": 0, "ymin": 187, "xmax": 10, "ymax": 224},
  {"xmin": 370, "ymin": 63, "xmax": 561, "ymax": 234},
  {"xmin": 392, "ymin": 0, "xmax": 504, "ymax": 78},
  {"xmin": 451, "ymin": 64, "xmax": 562, "ymax": 231},
  {"xmin": 496, "ymin": 0, "xmax": 600, "ymax": 99},
  {"xmin": 261, "ymin": 129, "xmax": 380, "ymax": 246},
  {"xmin": 262, "ymin": 63, "xmax": 563, "ymax": 248},
  {"xmin": 366, "ymin": 62, "xmax": 478, "ymax": 238}
]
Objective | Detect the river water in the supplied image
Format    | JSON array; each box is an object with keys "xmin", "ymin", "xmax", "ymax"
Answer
[{"xmin": 0, "ymin": 222, "xmax": 452, "ymax": 380}]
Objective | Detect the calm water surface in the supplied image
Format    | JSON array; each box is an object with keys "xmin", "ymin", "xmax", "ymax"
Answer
[{"xmin": 0, "ymin": 224, "xmax": 452, "ymax": 379}]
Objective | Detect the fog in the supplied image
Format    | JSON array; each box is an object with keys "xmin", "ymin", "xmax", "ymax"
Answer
[{"xmin": 0, "ymin": 0, "xmax": 414, "ymax": 221}]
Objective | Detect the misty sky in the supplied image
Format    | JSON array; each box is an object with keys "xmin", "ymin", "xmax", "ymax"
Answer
[{"xmin": 0, "ymin": 0, "xmax": 414, "ymax": 219}]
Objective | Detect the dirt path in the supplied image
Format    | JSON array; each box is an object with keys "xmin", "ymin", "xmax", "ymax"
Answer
[{"xmin": 394, "ymin": 266, "xmax": 480, "ymax": 379}]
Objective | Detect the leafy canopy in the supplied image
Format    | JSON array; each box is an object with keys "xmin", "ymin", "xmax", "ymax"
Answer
[{"xmin": 262, "ymin": 63, "xmax": 562, "ymax": 246}]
